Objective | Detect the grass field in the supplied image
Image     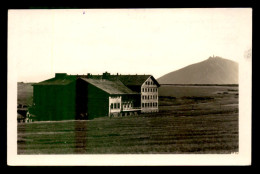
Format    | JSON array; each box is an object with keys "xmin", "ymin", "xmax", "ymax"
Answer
[
  {"xmin": 17, "ymin": 85, "xmax": 238, "ymax": 154},
  {"xmin": 158, "ymin": 84, "xmax": 238, "ymax": 98}
]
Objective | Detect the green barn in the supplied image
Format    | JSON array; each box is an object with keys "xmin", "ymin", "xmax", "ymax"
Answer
[{"xmin": 32, "ymin": 73, "xmax": 77, "ymax": 121}]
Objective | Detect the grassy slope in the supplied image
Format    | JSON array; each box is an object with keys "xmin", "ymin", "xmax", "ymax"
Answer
[
  {"xmin": 18, "ymin": 114, "xmax": 238, "ymax": 154},
  {"xmin": 17, "ymin": 82, "xmax": 34, "ymax": 106},
  {"xmin": 158, "ymin": 85, "xmax": 238, "ymax": 98}
]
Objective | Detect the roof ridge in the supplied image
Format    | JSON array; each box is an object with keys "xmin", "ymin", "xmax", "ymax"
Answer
[{"xmin": 79, "ymin": 77, "xmax": 138, "ymax": 95}]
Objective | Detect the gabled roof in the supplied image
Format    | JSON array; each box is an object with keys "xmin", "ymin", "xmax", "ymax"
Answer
[
  {"xmin": 147, "ymin": 76, "xmax": 160, "ymax": 87},
  {"xmin": 112, "ymin": 75, "xmax": 160, "ymax": 87},
  {"xmin": 32, "ymin": 73, "xmax": 160, "ymax": 89},
  {"xmin": 32, "ymin": 76, "xmax": 77, "ymax": 86},
  {"xmin": 113, "ymin": 75, "xmax": 152, "ymax": 86},
  {"xmin": 80, "ymin": 78, "xmax": 138, "ymax": 95},
  {"xmin": 87, "ymin": 75, "xmax": 159, "ymax": 86}
]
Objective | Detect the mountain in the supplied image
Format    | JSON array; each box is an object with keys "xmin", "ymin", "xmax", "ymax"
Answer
[{"xmin": 157, "ymin": 56, "xmax": 238, "ymax": 84}]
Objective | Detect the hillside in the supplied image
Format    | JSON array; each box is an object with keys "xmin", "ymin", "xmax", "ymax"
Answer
[
  {"xmin": 17, "ymin": 82, "xmax": 34, "ymax": 106},
  {"xmin": 157, "ymin": 56, "xmax": 238, "ymax": 84}
]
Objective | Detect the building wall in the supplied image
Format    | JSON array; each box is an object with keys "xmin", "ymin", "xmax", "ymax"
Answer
[
  {"xmin": 87, "ymin": 83, "xmax": 109, "ymax": 119},
  {"xmin": 33, "ymin": 82, "xmax": 76, "ymax": 121},
  {"xmin": 76, "ymin": 79, "xmax": 88, "ymax": 119},
  {"xmin": 141, "ymin": 77, "xmax": 159, "ymax": 113},
  {"xmin": 109, "ymin": 96, "xmax": 121, "ymax": 116}
]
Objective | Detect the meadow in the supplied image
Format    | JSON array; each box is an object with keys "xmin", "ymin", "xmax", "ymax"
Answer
[{"xmin": 17, "ymin": 85, "xmax": 238, "ymax": 154}]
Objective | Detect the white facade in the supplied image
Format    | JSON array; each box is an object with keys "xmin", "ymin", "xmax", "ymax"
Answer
[
  {"xmin": 109, "ymin": 96, "xmax": 121, "ymax": 116},
  {"xmin": 108, "ymin": 76, "xmax": 159, "ymax": 116},
  {"xmin": 140, "ymin": 76, "xmax": 159, "ymax": 113}
]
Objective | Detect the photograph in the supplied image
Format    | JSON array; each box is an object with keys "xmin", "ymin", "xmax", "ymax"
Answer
[{"xmin": 8, "ymin": 8, "xmax": 252, "ymax": 166}]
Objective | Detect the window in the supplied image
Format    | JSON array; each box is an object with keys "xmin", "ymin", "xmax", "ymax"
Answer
[
  {"xmin": 142, "ymin": 95, "xmax": 144, "ymax": 100},
  {"xmin": 145, "ymin": 88, "xmax": 147, "ymax": 92},
  {"xmin": 118, "ymin": 103, "xmax": 120, "ymax": 109},
  {"xmin": 148, "ymin": 81, "xmax": 150, "ymax": 85},
  {"xmin": 114, "ymin": 103, "xmax": 116, "ymax": 109},
  {"xmin": 111, "ymin": 103, "xmax": 113, "ymax": 109},
  {"xmin": 142, "ymin": 88, "xmax": 144, "ymax": 92},
  {"xmin": 148, "ymin": 96, "xmax": 149, "ymax": 100},
  {"xmin": 142, "ymin": 103, "xmax": 144, "ymax": 107}
]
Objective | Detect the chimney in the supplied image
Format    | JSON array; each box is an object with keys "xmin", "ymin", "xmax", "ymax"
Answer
[
  {"xmin": 55, "ymin": 73, "xmax": 67, "ymax": 78},
  {"xmin": 102, "ymin": 72, "xmax": 110, "ymax": 79},
  {"xmin": 87, "ymin": 73, "xmax": 92, "ymax": 78}
]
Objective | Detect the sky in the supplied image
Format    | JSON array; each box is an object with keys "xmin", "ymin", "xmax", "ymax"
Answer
[{"xmin": 8, "ymin": 8, "xmax": 252, "ymax": 82}]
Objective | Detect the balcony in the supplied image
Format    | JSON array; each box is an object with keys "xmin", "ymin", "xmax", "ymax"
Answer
[{"xmin": 122, "ymin": 107, "xmax": 141, "ymax": 112}]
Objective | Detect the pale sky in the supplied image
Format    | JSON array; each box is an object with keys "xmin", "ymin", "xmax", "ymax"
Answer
[{"xmin": 8, "ymin": 8, "xmax": 252, "ymax": 82}]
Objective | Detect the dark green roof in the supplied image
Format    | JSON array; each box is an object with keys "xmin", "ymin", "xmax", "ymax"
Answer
[
  {"xmin": 89, "ymin": 75, "xmax": 159, "ymax": 86},
  {"xmin": 33, "ymin": 74, "xmax": 160, "ymax": 88},
  {"xmin": 114, "ymin": 75, "xmax": 151, "ymax": 86},
  {"xmin": 32, "ymin": 76, "xmax": 77, "ymax": 86}
]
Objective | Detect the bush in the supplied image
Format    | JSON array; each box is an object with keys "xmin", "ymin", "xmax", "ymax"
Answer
[
  {"xmin": 159, "ymin": 96, "xmax": 176, "ymax": 99},
  {"xmin": 182, "ymin": 96, "xmax": 214, "ymax": 101}
]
